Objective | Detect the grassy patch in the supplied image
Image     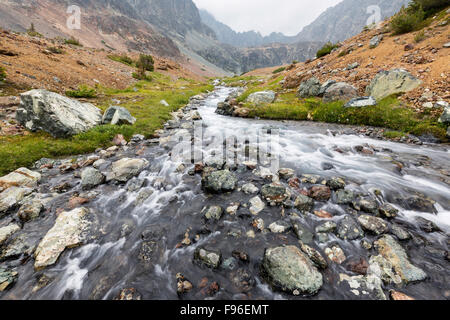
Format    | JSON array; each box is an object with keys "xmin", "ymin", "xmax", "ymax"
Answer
[
  {"xmin": 221, "ymin": 75, "xmax": 261, "ymax": 87},
  {"xmin": 107, "ymin": 54, "xmax": 135, "ymax": 66},
  {"xmin": 64, "ymin": 37, "xmax": 82, "ymax": 46},
  {"xmin": 48, "ymin": 46, "xmax": 65, "ymax": 54},
  {"xmin": 273, "ymin": 67, "xmax": 286, "ymax": 74},
  {"xmin": 316, "ymin": 42, "xmax": 340, "ymax": 58},
  {"xmin": 0, "ymin": 75, "xmax": 213, "ymax": 175},
  {"xmin": 242, "ymin": 93, "xmax": 447, "ymax": 141},
  {"xmin": 66, "ymin": 85, "xmax": 97, "ymax": 98},
  {"xmin": 0, "ymin": 67, "xmax": 6, "ymax": 82},
  {"xmin": 384, "ymin": 131, "xmax": 405, "ymax": 139}
]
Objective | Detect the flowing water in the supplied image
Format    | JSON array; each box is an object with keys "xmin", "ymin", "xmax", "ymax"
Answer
[{"xmin": 1, "ymin": 86, "xmax": 449, "ymax": 300}]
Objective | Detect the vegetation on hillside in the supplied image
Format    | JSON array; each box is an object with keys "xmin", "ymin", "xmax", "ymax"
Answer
[
  {"xmin": 64, "ymin": 37, "xmax": 82, "ymax": 46},
  {"xmin": 316, "ymin": 42, "xmax": 340, "ymax": 58},
  {"xmin": 390, "ymin": 0, "xmax": 449, "ymax": 34},
  {"xmin": 26, "ymin": 23, "xmax": 43, "ymax": 37},
  {"xmin": 107, "ymin": 54, "xmax": 135, "ymax": 66},
  {"xmin": 0, "ymin": 73, "xmax": 213, "ymax": 175},
  {"xmin": 66, "ymin": 85, "xmax": 97, "ymax": 98},
  {"xmin": 228, "ymin": 75, "xmax": 447, "ymax": 143},
  {"xmin": 0, "ymin": 67, "xmax": 6, "ymax": 82}
]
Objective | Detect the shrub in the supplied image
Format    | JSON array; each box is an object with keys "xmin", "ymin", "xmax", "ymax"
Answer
[
  {"xmin": 108, "ymin": 54, "xmax": 134, "ymax": 66},
  {"xmin": 272, "ymin": 67, "xmax": 286, "ymax": 74},
  {"xmin": 136, "ymin": 54, "xmax": 154, "ymax": 72},
  {"xmin": 66, "ymin": 85, "xmax": 97, "ymax": 98},
  {"xmin": 414, "ymin": 30, "xmax": 427, "ymax": 42},
  {"xmin": 414, "ymin": 0, "xmax": 449, "ymax": 12},
  {"xmin": 0, "ymin": 66, "xmax": 6, "ymax": 82},
  {"xmin": 27, "ymin": 23, "xmax": 42, "ymax": 37},
  {"xmin": 390, "ymin": 5, "xmax": 425, "ymax": 34},
  {"xmin": 316, "ymin": 42, "xmax": 339, "ymax": 58},
  {"xmin": 48, "ymin": 46, "xmax": 64, "ymax": 54},
  {"xmin": 65, "ymin": 37, "xmax": 82, "ymax": 46},
  {"xmin": 132, "ymin": 70, "xmax": 152, "ymax": 81}
]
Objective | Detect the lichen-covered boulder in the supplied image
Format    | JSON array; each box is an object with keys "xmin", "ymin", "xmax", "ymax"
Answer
[
  {"xmin": 323, "ymin": 82, "xmax": 358, "ymax": 103},
  {"xmin": 297, "ymin": 77, "xmax": 321, "ymax": 98},
  {"xmin": 261, "ymin": 245, "xmax": 323, "ymax": 295},
  {"xmin": 246, "ymin": 91, "xmax": 276, "ymax": 104},
  {"xmin": 366, "ymin": 69, "xmax": 422, "ymax": 100},
  {"xmin": 202, "ymin": 170, "xmax": 237, "ymax": 193},
  {"xmin": 16, "ymin": 89, "xmax": 102, "ymax": 137}
]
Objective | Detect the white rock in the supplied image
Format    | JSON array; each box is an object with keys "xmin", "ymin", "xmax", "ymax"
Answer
[{"xmin": 34, "ymin": 207, "xmax": 91, "ymax": 270}]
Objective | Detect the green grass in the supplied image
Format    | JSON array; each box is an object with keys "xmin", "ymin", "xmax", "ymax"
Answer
[
  {"xmin": 273, "ymin": 67, "xmax": 286, "ymax": 74},
  {"xmin": 243, "ymin": 93, "xmax": 448, "ymax": 141},
  {"xmin": 48, "ymin": 46, "xmax": 65, "ymax": 54},
  {"xmin": 0, "ymin": 67, "xmax": 6, "ymax": 82},
  {"xmin": 316, "ymin": 42, "xmax": 340, "ymax": 58},
  {"xmin": 66, "ymin": 85, "xmax": 97, "ymax": 98},
  {"xmin": 0, "ymin": 74, "xmax": 213, "ymax": 175},
  {"xmin": 221, "ymin": 75, "xmax": 260, "ymax": 87},
  {"xmin": 107, "ymin": 54, "xmax": 135, "ymax": 66},
  {"xmin": 64, "ymin": 37, "xmax": 82, "ymax": 46},
  {"xmin": 384, "ymin": 131, "xmax": 406, "ymax": 139}
]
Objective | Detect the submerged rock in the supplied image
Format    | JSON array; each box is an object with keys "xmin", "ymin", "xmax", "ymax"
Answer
[
  {"xmin": 0, "ymin": 223, "xmax": 20, "ymax": 245},
  {"xmin": 335, "ymin": 189, "xmax": 355, "ymax": 205},
  {"xmin": 202, "ymin": 206, "xmax": 223, "ymax": 221},
  {"xmin": 339, "ymin": 273, "xmax": 386, "ymax": 300},
  {"xmin": 249, "ymin": 196, "xmax": 265, "ymax": 215},
  {"xmin": 34, "ymin": 207, "xmax": 91, "ymax": 270},
  {"xmin": 294, "ymin": 194, "xmax": 315, "ymax": 212},
  {"xmin": 261, "ymin": 184, "xmax": 289, "ymax": 204},
  {"xmin": 194, "ymin": 247, "xmax": 222, "ymax": 269},
  {"xmin": 261, "ymin": 245, "xmax": 323, "ymax": 295},
  {"xmin": 16, "ymin": 89, "xmax": 102, "ymax": 137},
  {"xmin": 374, "ymin": 235, "xmax": 427, "ymax": 284},
  {"xmin": 268, "ymin": 220, "xmax": 291, "ymax": 233},
  {"xmin": 357, "ymin": 215, "xmax": 389, "ymax": 235},
  {"xmin": 0, "ymin": 187, "xmax": 32, "ymax": 215},
  {"xmin": 337, "ymin": 216, "xmax": 364, "ymax": 240},
  {"xmin": 0, "ymin": 267, "xmax": 18, "ymax": 292}
]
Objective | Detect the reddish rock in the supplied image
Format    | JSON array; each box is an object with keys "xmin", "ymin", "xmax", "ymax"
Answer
[
  {"xmin": 309, "ymin": 186, "xmax": 331, "ymax": 201},
  {"xmin": 390, "ymin": 290, "xmax": 415, "ymax": 300},
  {"xmin": 113, "ymin": 134, "xmax": 127, "ymax": 146},
  {"xmin": 314, "ymin": 210, "xmax": 333, "ymax": 219},
  {"xmin": 346, "ymin": 258, "xmax": 369, "ymax": 275}
]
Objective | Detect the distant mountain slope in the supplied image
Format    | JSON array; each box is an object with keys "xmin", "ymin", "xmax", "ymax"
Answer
[
  {"xmin": 199, "ymin": 9, "xmax": 296, "ymax": 48},
  {"xmin": 295, "ymin": 0, "xmax": 411, "ymax": 43}
]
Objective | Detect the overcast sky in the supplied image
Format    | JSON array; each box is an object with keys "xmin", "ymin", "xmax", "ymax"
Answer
[{"xmin": 193, "ymin": 0, "xmax": 343, "ymax": 36}]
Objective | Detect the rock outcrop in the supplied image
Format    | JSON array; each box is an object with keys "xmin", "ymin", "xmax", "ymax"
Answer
[
  {"xmin": 16, "ymin": 90, "xmax": 102, "ymax": 138},
  {"xmin": 365, "ymin": 69, "xmax": 422, "ymax": 100}
]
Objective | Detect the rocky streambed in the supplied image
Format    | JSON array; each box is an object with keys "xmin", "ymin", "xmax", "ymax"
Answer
[{"xmin": 0, "ymin": 86, "xmax": 449, "ymax": 300}]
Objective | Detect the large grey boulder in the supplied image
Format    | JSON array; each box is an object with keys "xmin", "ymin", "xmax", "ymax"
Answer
[
  {"xmin": 261, "ymin": 245, "xmax": 323, "ymax": 295},
  {"xmin": 323, "ymin": 82, "xmax": 358, "ymax": 103},
  {"xmin": 369, "ymin": 35, "xmax": 383, "ymax": 48},
  {"xmin": 102, "ymin": 106, "xmax": 136, "ymax": 125},
  {"xmin": 16, "ymin": 89, "xmax": 102, "ymax": 138},
  {"xmin": 297, "ymin": 77, "xmax": 321, "ymax": 98},
  {"xmin": 34, "ymin": 207, "xmax": 91, "ymax": 270},
  {"xmin": 246, "ymin": 91, "xmax": 276, "ymax": 104},
  {"xmin": 366, "ymin": 69, "xmax": 422, "ymax": 100}
]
